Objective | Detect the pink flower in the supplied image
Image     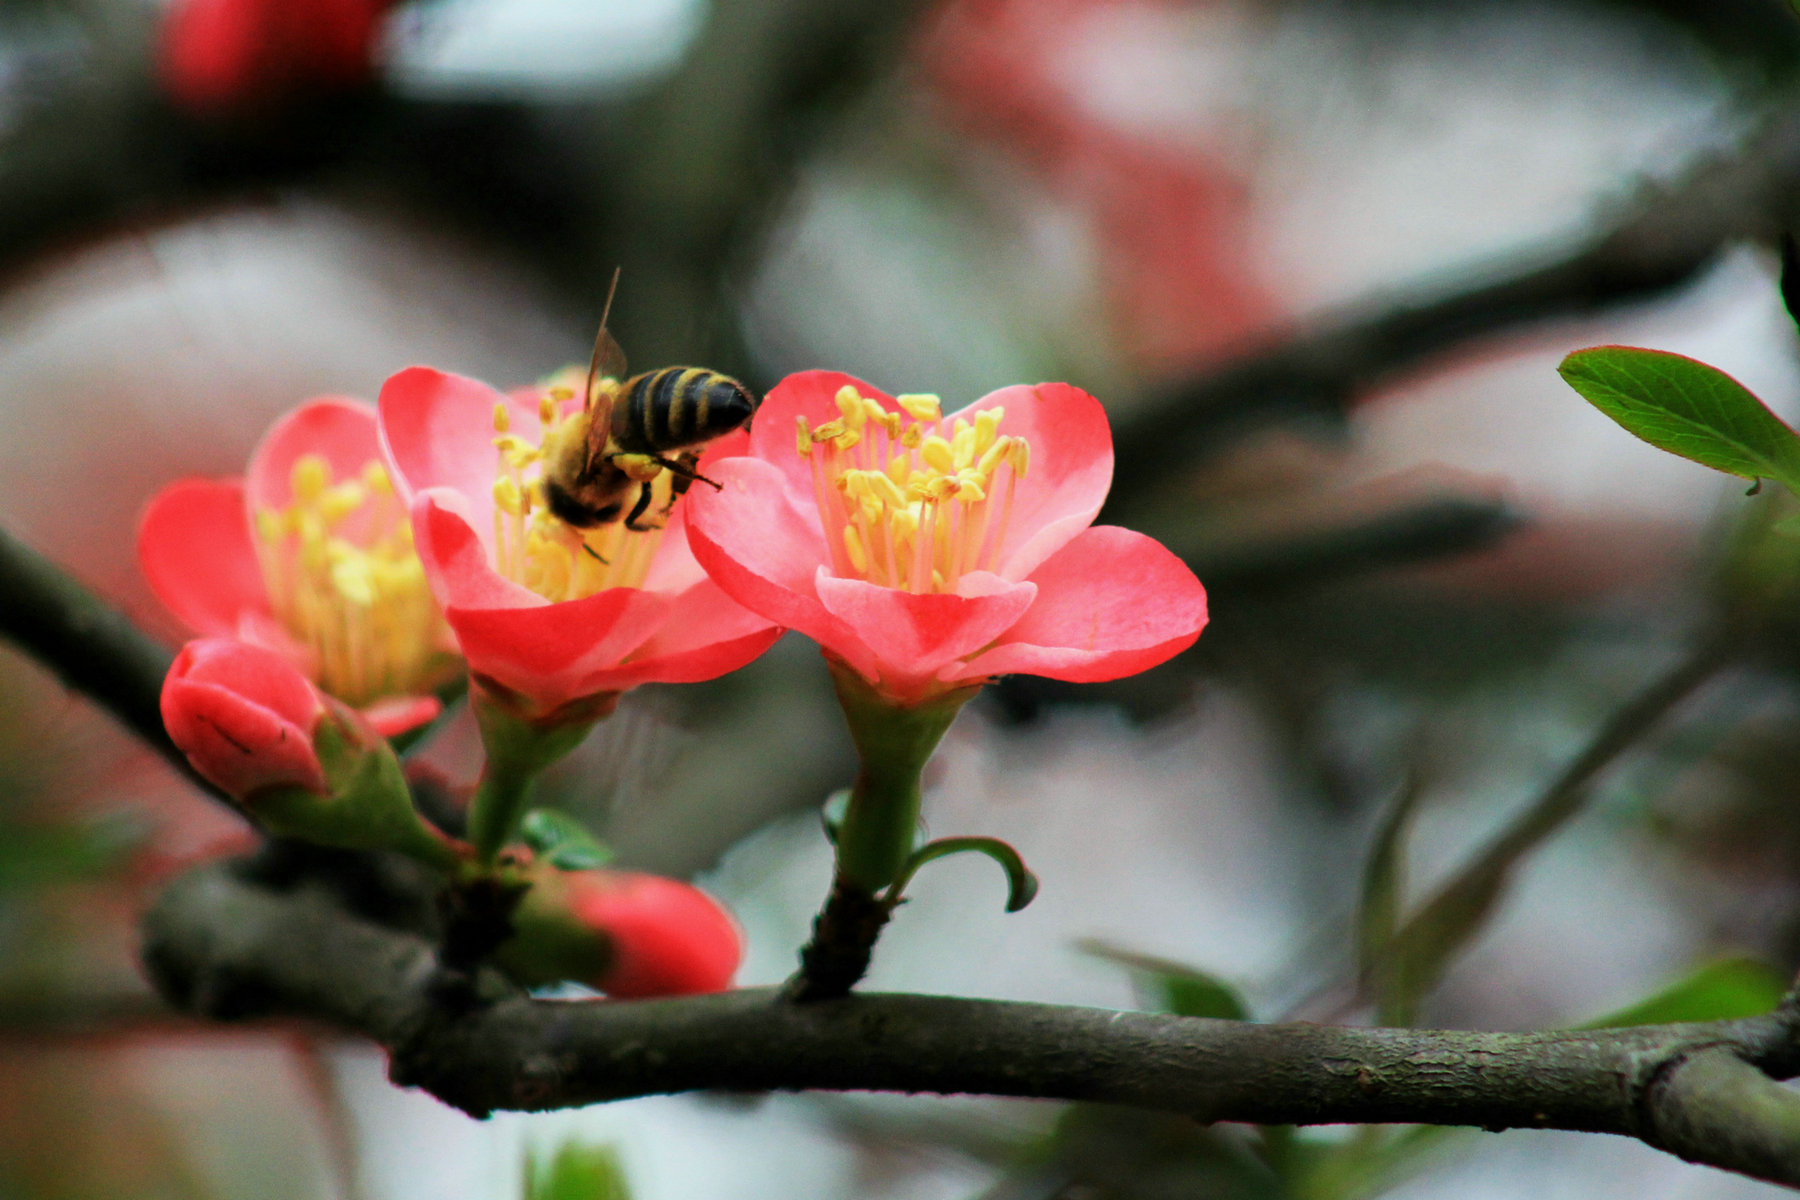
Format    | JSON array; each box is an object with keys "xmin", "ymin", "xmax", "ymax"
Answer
[
  {"xmin": 376, "ymin": 367, "xmax": 781, "ymax": 717},
  {"xmin": 500, "ymin": 868, "xmax": 743, "ymax": 998},
  {"xmin": 161, "ymin": 638, "xmax": 330, "ymax": 799},
  {"xmin": 159, "ymin": 0, "xmax": 393, "ymax": 115},
  {"xmin": 685, "ymin": 371, "xmax": 1207, "ymax": 705},
  {"xmin": 138, "ymin": 398, "xmax": 459, "ymax": 736}
]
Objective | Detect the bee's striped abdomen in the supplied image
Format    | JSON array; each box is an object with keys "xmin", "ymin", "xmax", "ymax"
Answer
[{"xmin": 614, "ymin": 367, "xmax": 757, "ymax": 453}]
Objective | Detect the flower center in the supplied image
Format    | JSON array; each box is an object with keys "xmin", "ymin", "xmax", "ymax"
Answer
[
  {"xmin": 253, "ymin": 455, "xmax": 456, "ymax": 707},
  {"xmin": 797, "ymin": 385, "xmax": 1030, "ymax": 594},
  {"xmin": 487, "ymin": 378, "xmax": 675, "ymax": 603}
]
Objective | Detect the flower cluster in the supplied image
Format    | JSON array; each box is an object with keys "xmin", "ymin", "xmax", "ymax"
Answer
[{"xmin": 146, "ymin": 359, "xmax": 1206, "ymax": 1001}]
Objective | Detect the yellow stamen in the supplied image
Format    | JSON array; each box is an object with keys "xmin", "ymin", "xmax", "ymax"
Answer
[
  {"xmin": 253, "ymin": 454, "xmax": 455, "ymax": 707},
  {"xmin": 796, "ymin": 416, "xmax": 813, "ymax": 457},
  {"xmin": 493, "ymin": 402, "xmax": 511, "ymax": 433},
  {"xmin": 898, "ymin": 394, "xmax": 941, "ymax": 422}
]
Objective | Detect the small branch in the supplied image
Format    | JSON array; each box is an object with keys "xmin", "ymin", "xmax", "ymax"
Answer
[
  {"xmin": 0, "ymin": 524, "xmax": 198, "ymax": 784},
  {"xmin": 1105, "ymin": 107, "xmax": 1800, "ymax": 520},
  {"xmin": 1364, "ymin": 632, "xmax": 1737, "ymax": 1012},
  {"xmin": 143, "ymin": 860, "xmax": 1800, "ymax": 1188},
  {"xmin": 783, "ymin": 875, "xmax": 894, "ymax": 1002}
]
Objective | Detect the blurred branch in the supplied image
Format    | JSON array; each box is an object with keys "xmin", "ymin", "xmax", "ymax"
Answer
[
  {"xmin": 1106, "ymin": 106, "xmax": 1800, "ymax": 521},
  {"xmin": 1365, "ymin": 631, "xmax": 1738, "ymax": 1016},
  {"xmin": 143, "ymin": 858, "xmax": 1800, "ymax": 1189},
  {"xmin": 0, "ymin": 524, "xmax": 186, "ymax": 775}
]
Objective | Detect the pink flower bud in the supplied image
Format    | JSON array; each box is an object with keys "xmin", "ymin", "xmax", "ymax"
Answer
[
  {"xmin": 161, "ymin": 638, "xmax": 329, "ymax": 800},
  {"xmin": 501, "ymin": 868, "xmax": 743, "ymax": 998}
]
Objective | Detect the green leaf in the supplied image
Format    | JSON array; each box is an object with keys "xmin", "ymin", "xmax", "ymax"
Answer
[
  {"xmin": 1559, "ymin": 346, "xmax": 1800, "ymax": 490},
  {"xmin": 0, "ymin": 815, "xmax": 141, "ymax": 892},
  {"xmin": 1357, "ymin": 773, "xmax": 1425, "ymax": 1024},
  {"xmin": 1577, "ymin": 956, "xmax": 1787, "ymax": 1029},
  {"xmin": 891, "ymin": 835, "xmax": 1039, "ymax": 911},
  {"xmin": 1077, "ymin": 939, "xmax": 1251, "ymax": 1021},
  {"xmin": 519, "ymin": 809, "xmax": 612, "ymax": 869},
  {"xmin": 525, "ymin": 1141, "xmax": 632, "ymax": 1200}
]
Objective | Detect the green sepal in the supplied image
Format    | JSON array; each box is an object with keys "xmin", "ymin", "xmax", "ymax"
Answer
[
  {"xmin": 525, "ymin": 1140, "xmax": 632, "ymax": 1200},
  {"xmin": 248, "ymin": 707, "xmax": 461, "ymax": 873},
  {"xmin": 519, "ymin": 808, "xmax": 614, "ymax": 870},
  {"xmin": 889, "ymin": 835, "xmax": 1039, "ymax": 912}
]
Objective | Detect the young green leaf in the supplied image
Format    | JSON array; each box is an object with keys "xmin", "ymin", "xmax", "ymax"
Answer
[
  {"xmin": 1576, "ymin": 956, "xmax": 1786, "ymax": 1030},
  {"xmin": 525, "ymin": 1141, "xmax": 631, "ymax": 1200},
  {"xmin": 518, "ymin": 809, "xmax": 613, "ymax": 869},
  {"xmin": 1559, "ymin": 346, "xmax": 1800, "ymax": 491},
  {"xmin": 1077, "ymin": 939, "xmax": 1252, "ymax": 1021}
]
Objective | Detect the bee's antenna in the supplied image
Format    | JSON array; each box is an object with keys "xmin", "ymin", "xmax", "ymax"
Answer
[{"xmin": 583, "ymin": 267, "xmax": 623, "ymax": 411}]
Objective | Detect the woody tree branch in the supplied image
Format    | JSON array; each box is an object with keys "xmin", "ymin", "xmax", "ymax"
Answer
[{"xmin": 142, "ymin": 858, "xmax": 1800, "ymax": 1189}]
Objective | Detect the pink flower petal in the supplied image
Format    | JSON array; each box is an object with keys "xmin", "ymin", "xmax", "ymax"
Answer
[
  {"xmin": 161, "ymin": 639, "xmax": 329, "ymax": 797},
  {"xmin": 815, "ymin": 570, "xmax": 1037, "ymax": 691},
  {"xmin": 362, "ymin": 694, "xmax": 442, "ymax": 738},
  {"xmin": 446, "ymin": 586, "xmax": 671, "ymax": 711},
  {"xmin": 956, "ymin": 382, "xmax": 1113, "ymax": 580},
  {"xmin": 411, "ymin": 490, "xmax": 547, "ymax": 612},
  {"xmin": 745, "ymin": 370, "xmax": 897, "ymax": 502},
  {"xmin": 245, "ymin": 397, "xmax": 382, "ymax": 513},
  {"xmin": 685, "ymin": 455, "xmax": 876, "ymax": 676},
  {"xmin": 379, "ymin": 368, "xmax": 536, "ymax": 549},
  {"xmin": 952, "ymin": 525, "xmax": 1207, "ymax": 684},
  {"xmin": 137, "ymin": 477, "xmax": 270, "ymax": 636}
]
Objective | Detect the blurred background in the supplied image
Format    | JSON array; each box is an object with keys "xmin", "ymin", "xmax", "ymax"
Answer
[{"xmin": 9, "ymin": 0, "xmax": 1800, "ymax": 1196}]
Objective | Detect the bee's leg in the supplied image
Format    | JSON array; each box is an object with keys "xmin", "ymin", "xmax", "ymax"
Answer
[
  {"xmin": 646, "ymin": 453, "xmax": 723, "ymax": 492},
  {"xmin": 660, "ymin": 453, "xmax": 702, "ymax": 515},
  {"xmin": 580, "ymin": 542, "xmax": 610, "ymax": 565},
  {"xmin": 623, "ymin": 482, "xmax": 660, "ymax": 531}
]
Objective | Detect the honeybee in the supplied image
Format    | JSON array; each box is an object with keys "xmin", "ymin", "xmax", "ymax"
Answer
[{"xmin": 543, "ymin": 274, "xmax": 758, "ymax": 532}]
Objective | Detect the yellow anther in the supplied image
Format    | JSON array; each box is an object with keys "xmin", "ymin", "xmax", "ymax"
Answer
[
  {"xmin": 796, "ymin": 416, "xmax": 813, "ymax": 457},
  {"xmin": 255, "ymin": 509, "xmax": 285, "ymax": 543},
  {"xmin": 330, "ymin": 560, "xmax": 376, "ymax": 607},
  {"xmin": 925, "ymin": 476, "xmax": 960, "ymax": 501},
  {"xmin": 1010, "ymin": 438, "xmax": 1031, "ymax": 478},
  {"xmin": 887, "ymin": 456, "xmax": 910, "ymax": 486},
  {"xmin": 951, "ymin": 425, "xmax": 976, "ymax": 469},
  {"xmin": 291, "ymin": 455, "xmax": 330, "ymax": 504},
  {"xmin": 494, "ymin": 475, "xmax": 525, "ymax": 516},
  {"xmin": 548, "ymin": 386, "xmax": 574, "ymax": 402},
  {"xmin": 920, "ymin": 437, "xmax": 955, "ymax": 474},
  {"xmin": 860, "ymin": 398, "xmax": 888, "ymax": 429},
  {"xmin": 882, "ymin": 411, "xmax": 903, "ymax": 438},
  {"xmin": 362, "ymin": 462, "xmax": 393, "ymax": 493},
  {"xmin": 974, "ymin": 409, "xmax": 1002, "ymax": 456},
  {"xmin": 493, "ymin": 402, "xmax": 511, "ymax": 433},
  {"xmin": 901, "ymin": 425, "xmax": 923, "ymax": 449},
  {"xmin": 319, "ymin": 482, "xmax": 366, "ymax": 524},
  {"xmin": 869, "ymin": 471, "xmax": 908, "ymax": 509},
  {"xmin": 833, "ymin": 429, "xmax": 862, "ymax": 452},
  {"xmin": 843, "ymin": 525, "xmax": 869, "ymax": 574},
  {"xmin": 812, "ymin": 419, "xmax": 846, "ymax": 442},
  {"xmin": 889, "ymin": 508, "xmax": 919, "ymax": 542},
  {"xmin": 955, "ymin": 477, "xmax": 986, "ymax": 502},
  {"xmin": 834, "ymin": 472, "xmax": 853, "ymax": 493},
  {"xmin": 898, "ymin": 394, "xmax": 942, "ymax": 422},
  {"xmin": 977, "ymin": 435, "xmax": 1011, "ymax": 477},
  {"xmin": 539, "ymin": 395, "xmax": 558, "ymax": 425},
  {"xmin": 842, "ymin": 472, "xmax": 872, "ymax": 502},
  {"xmin": 836, "ymin": 387, "xmax": 867, "ymax": 430},
  {"xmin": 859, "ymin": 496, "xmax": 883, "ymax": 526}
]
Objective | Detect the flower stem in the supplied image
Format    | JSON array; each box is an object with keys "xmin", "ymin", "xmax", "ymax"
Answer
[
  {"xmin": 787, "ymin": 664, "xmax": 976, "ymax": 1001},
  {"xmin": 827, "ymin": 666, "xmax": 973, "ymax": 893},
  {"xmin": 467, "ymin": 685, "xmax": 611, "ymax": 866}
]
